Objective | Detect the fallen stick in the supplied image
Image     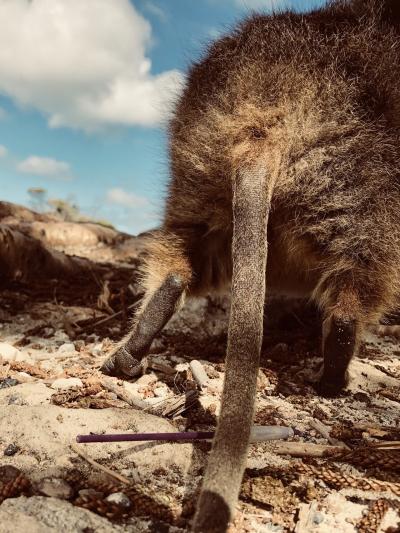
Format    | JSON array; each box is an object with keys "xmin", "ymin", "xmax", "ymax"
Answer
[
  {"xmin": 160, "ymin": 389, "xmax": 199, "ymax": 418},
  {"xmin": 83, "ymin": 300, "xmax": 140, "ymax": 331},
  {"xmin": 189, "ymin": 360, "xmax": 209, "ymax": 388},
  {"xmin": 267, "ymin": 441, "xmax": 345, "ymax": 457},
  {"xmin": 294, "ymin": 502, "xmax": 318, "ymax": 533},
  {"xmin": 70, "ymin": 443, "xmax": 130, "ymax": 485},
  {"xmin": 369, "ymin": 440, "xmax": 400, "ymax": 449},
  {"xmin": 100, "ymin": 377, "xmax": 148, "ymax": 410},
  {"xmin": 76, "ymin": 425, "xmax": 294, "ymax": 444},
  {"xmin": 310, "ymin": 419, "xmax": 350, "ymax": 449}
]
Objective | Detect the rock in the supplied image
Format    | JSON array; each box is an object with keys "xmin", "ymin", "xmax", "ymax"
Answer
[
  {"xmin": 175, "ymin": 363, "xmax": 189, "ymax": 372},
  {"xmin": 15, "ymin": 371, "xmax": 33, "ymax": 380},
  {"xmin": 135, "ymin": 373, "xmax": 158, "ymax": 387},
  {"xmin": 14, "ymin": 351, "xmax": 34, "ymax": 364},
  {"xmin": 91, "ymin": 342, "xmax": 103, "ymax": 356},
  {"xmin": 0, "ymin": 378, "xmax": 19, "ymax": 389},
  {"xmin": 43, "ymin": 327, "xmax": 55, "ymax": 337},
  {"xmin": 37, "ymin": 478, "xmax": 74, "ymax": 500},
  {"xmin": 105, "ymin": 492, "xmax": 132, "ymax": 510},
  {"xmin": 51, "ymin": 378, "xmax": 83, "ymax": 390},
  {"xmin": 54, "ymin": 331, "xmax": 70, "ymax": 343},
  {"xmin": 4, "ymin": 443, "xmax": 19, "ymax": 456},
  {"xmin": 0, "ymin": 496, "xmax": 132, "ymax": 532},
  {"xmin": 57, "ymin": 343, "xmax": 76, "ymax": 354},
  {"xmin": 73, "ymin": 340, "xmax": 85, "ymax": 351},
  {"xmin": 353, "ymin": 391, "xmax": 371, "ymax": 403},
  {"xmin": 0, "ymin": 342, "xmax": 21, "ymax": 362},
  {"xmin": 313, "ymin": 512, "xmax": 324, "ymax": 525},
  {"xmin": 153, "ymin": 386, "xmax": 169, "ymax": 398}
]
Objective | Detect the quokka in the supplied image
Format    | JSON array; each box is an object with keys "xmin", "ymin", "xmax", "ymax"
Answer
[{"xmin": 102, "ymin": 1, "xmax": 400, "ymax": 530}]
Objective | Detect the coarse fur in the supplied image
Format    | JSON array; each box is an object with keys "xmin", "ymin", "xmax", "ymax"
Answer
[{"xmin": 101, "ymin": 0, "xmax": 400, "ymax": 530}]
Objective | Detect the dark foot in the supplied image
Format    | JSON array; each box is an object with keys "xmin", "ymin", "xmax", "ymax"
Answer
[
  {"xmin": 315, "ymin": 370, "xmax": 349, "ymax": 397},
  {"xmin": 100, "ymin": 346, "xmax": 143, "ymax": 378}
]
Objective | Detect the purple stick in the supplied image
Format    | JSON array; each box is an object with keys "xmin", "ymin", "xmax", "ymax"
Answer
[
  {"xmin": 76, "ymin": 431, "xmax": 214, "ymax": 443},
  {"xmin": 76, "ymin": 425, "xmax": 294, "ymax": 444}
]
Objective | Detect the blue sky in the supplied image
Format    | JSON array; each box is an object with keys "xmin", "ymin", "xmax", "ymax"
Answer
[{"xmin": 0, "ymin": 0, "xmax": 325, "ymax": 234}]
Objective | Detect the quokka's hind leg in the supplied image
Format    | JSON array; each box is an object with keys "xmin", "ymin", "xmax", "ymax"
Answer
[
  {"xmin": 316, "ymin": 285, "xmax": 361, "ymax": 397},
  {"xmin": 101, "ymin": 231, "xmax": 192, "ymax": 377}
]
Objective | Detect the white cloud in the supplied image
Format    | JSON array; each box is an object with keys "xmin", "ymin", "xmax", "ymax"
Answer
[
  {"xmin": 106, "ymin": 187, "xmax": 149, "ymax": 209},
  {"xmin": 0, "ymin": 0, "xmax": 183, "ymax": 131},
  {"xmin": 18, "ymin": 156, "xmax": 71, "ymax": 178},
  {"xmin": 0, "ymin": 145, "xmax": 7, "ymax": 157}
]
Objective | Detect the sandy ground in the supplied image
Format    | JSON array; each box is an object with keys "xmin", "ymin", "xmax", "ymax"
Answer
[{"xmin": 0, "ymin": 240, "xmax": 399, "ymax": 532}]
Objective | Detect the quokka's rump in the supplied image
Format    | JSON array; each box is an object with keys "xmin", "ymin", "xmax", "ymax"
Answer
[{"xmin": 102, "ymin": 1, "xmax": 400, "ymax": 530}]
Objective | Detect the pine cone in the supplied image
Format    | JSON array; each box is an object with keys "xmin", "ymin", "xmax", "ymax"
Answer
[
  {"xmin": 356, "ymin": 499, "xmax": 390, "ymax": 533},
  {"xmin": 0, "ymin": 472, "xmax": 31, "ymax": 503},
  {"xmin": 125, "ymin": 484, "xmax": 181, "ymax": 523},
  {"xmin": 333, "ymin": 448, "xmax": 400, "ymax": 473},
  {"xmin": 294, "ymin": 463, "xmax": 400, "ymax": 497}
]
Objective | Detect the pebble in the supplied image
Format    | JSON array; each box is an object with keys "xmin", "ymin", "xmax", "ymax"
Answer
[
  {"xmin": 0, "ymin": 378, "xmax": 19, "ymax": 390},
  {"xmin": 105, "ymin": 492, "xmax": 132, "ymax": 509},
  {"xmin": 135, "ymin": 373, "xmax": 158, "ymax": 387},
  {"xmin": 91, "ymin": 343, "xmax": 103, "ymax": 356},
  {"xmin": 37, "ymin": 478, "xmax": 74, "ymax": 499},
  {"xmin": 175, "ymin": 363, "xmax": 189, "ymax": 372},
  {"xmin": 13, "ymin": 371, "xmax": 34, "ymax": 382},
  {"xmin": 153, "ymin": 386, "xmax": 169, "ymax": 398},
  {"xmin": 14, "ymin": 351, "xmax": 35, "ymax": 364},
  {"xmin": 353, "ymin": 391, "xmax": 370, "ymax": 403},
  {"xmin": 51, "ymin": 378, "xmax": 83, "ymax": 390},
  {"xmin": 4, "ymin": 443, "xmax": 19, "ymax": 456},
  {"xmin": 0, "ymin": 342, "xmax": 21, "ymax": 362},
  {"xmin": 54, "ymin": 331, "xmax": 69, "ymax": 343},
  {"xmin": 313, "ymin": 512, "xmax": 324, "ymax": 525},
  {"xmin": 57, "ymin": 343, "xmax": 76, "ymax": 354}
]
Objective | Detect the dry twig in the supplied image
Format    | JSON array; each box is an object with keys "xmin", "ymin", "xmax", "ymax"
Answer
[
  {"xmin": 100, "ymin": 377, "xmax": 148, "ymax": 410},
  {"xmin": 70, "ymin": 443, "xmax": 130, "ymax": 485}
]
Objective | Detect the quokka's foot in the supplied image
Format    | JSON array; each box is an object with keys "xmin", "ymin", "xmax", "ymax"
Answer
[
  {"xmin": 100, "ymin": 346, "xmax": 143, "ymax": 378},
  {"xmin": 315, "ymin": 370, "xmax": 349, "ymax": 398}
]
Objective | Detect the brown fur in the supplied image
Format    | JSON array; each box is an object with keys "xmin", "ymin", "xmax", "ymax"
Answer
[{"xmin": 101, "ymin": 1, "xmax": 400, "ymax": 530}]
